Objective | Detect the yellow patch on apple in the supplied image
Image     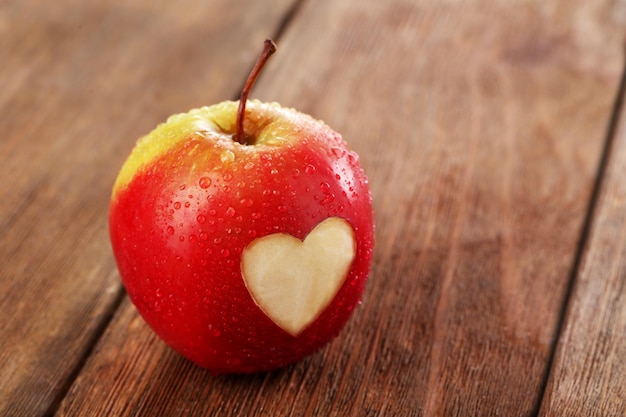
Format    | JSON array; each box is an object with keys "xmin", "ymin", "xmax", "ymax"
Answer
[
  {"xmin": 112, "ymin": 100, "xmax": 322, "ymax": 198},
  {"xmin": 241, "ymin": 217, "xmax": 356, "ymax": 336}
]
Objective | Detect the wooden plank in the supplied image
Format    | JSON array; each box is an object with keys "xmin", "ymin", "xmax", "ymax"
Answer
[
  {"xmin": 538, "ymin": 71, "xmax": 626, "ymax": 416},
  {"xmin": 57, "ymin": 0, "xmax": 625, "ymax": 416},
  {"xmin": 0, "ymin": 1, "xmax": 298, "ymax": 416}
]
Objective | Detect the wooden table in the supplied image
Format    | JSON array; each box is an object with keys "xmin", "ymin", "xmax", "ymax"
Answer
[{"xmin": 2, "ymin": 0, "xmax": 625, "ymax": 415}]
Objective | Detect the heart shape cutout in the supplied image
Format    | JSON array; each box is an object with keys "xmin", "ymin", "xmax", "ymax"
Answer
[{"xmin": 241, "ymin": 217, "xmax": 356, "ymax": 336}]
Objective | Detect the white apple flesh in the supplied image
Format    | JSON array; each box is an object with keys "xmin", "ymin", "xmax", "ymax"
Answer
[
  {"xmin": 242, "ymin": 217, "xmax": 356, "ymax": 336},
  {"xmin": 109, "ymin": 40, "xmax": 375, "ymax": 373}
]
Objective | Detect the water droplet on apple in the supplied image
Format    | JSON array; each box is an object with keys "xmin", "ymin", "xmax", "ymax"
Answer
[
  {"xmin": 270, "ymin": 168, "xmax": 279, "ymax": 175},
  {"xmin": 251, "ymin": 212, "xmax": 262, "ymax": 219},
  {"xmin": 291, "ymin": 168, "xmax": 300, "ymax": 178},
  {"xmin": 244, "ymin": 161, "xmax": 255, "ymax": 170},
  {"xmin": 179, "ymin": 235, "xmax": 185, "ymax": 242},
  {"xmin": 320, "ymin": 181, "xmax": 331, "ymax": 193},
  {"xmin": 220, "ymin": 150, "xmax": 235, "ymax": 163},
  {"xmin": 305, "ymin": 164, "xmax": 316, "ymax": 174},
  {"xmin": 331, "ymin": 146, "xmax": 345, "ymax": 158},
  {"xmin": 210, "ymin": 325, "xmax": 222, "ymax": 337},
  {"xmin": 225, "ymin": 207, "xmax": 236, "ymax": 217},
  {"xmin": 184, "ymin": 201, "xmax": 191, "ymax": 208},
  {"xmin": 265, "ymin": 136, "xmax": 286, "ymax": 146},
  {"xmin": 189, "ymin": 234, "xmax": 198, "ymax": 243},
  {"xmin": 277, "ymin": 205, "xmax": 287, "ymax": 213},
  {"xmin": 240, "ymin": 198, "xmax": 253, "ymax": 207},
  {"xmin": 347, "ymin": 151, "xmax": 359, "ymax": 165},
  {"xmin": 223, "ymin": 173, "xmax": 233, "ymax": 182},
  {"xmin": 167, "ymin": 226, "xmax": 175, "ymax": 235},
  {"xmin": 208, "ymin": 208, "xmax": 217, "ymax": 216},
  {"xmin": 199, "ymin": 232, "xmax": 208, "ymax": 241},
  {"xmin": 179, "ymin": 184, "xmax": 187, "ymax": 190},
  {"xmin": 173, "ymin": 201, "xmax": 182, "ymax": 210},
  {"xmin": 221, "ymin": 249, "xmax": 230, "ymax": 258},
  {"xmin": 213, "ymin": 237, "xmax": 222, "ymax": 244},
  {"xmin": 199, "ymin": 177, "xmax": 212, "ymax": 189},
  {"xmin": 197, "ymin": 214, "xmax": 206, "ymax": 224}
]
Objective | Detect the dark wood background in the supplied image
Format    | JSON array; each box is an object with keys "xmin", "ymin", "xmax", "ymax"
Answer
[{"xmin": 1, "ymin": 0, "xmax": 625, "ymax": 415}]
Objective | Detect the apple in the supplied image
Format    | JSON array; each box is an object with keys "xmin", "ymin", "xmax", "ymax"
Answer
[{"xmin": 109, "ymin": 40, "xmax": 374, "ymax": 373}]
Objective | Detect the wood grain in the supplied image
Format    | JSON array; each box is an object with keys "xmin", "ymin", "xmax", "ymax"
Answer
[
  {"xmin": 538, "ymin": 70, "xmax": 626, "ymax": 416},
  {"xmin": 2, "ymin": 0, "xmax": 625, "ymax": 416},
  {"xmin": 0, "ymin": 1, "xmax": 297, "ymax": 416},
  {"xmin": 254, "ymin": 2, "xmax": 624, "ymax": 415},
  {"xmin": 54, "ymin": 0, "xmax": 625, "ymax": 416}
]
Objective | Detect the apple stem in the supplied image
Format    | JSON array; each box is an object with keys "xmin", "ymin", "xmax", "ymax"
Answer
[{"xmin": 234, "ymin": 39, "xmax": 277, "ymax": 145}]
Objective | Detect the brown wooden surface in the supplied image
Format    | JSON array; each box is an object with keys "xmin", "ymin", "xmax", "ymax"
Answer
[
  {"xmin": 538, "ymin": 65, "xmax": 626, "ymax": 416},
  {"xmin": 0, "ymin": 1, "xmax": 298, "ymax": 415},
  {"xmin": 1, "ymin": 0, "xmax": 625, "ymax": 416}
]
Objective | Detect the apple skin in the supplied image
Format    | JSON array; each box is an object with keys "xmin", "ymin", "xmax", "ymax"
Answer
[{"xmin": 109, "ymin": 100, "xmax": 374, "ymax": 373}]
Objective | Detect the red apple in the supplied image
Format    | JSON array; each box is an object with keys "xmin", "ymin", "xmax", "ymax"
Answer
[{"xmin": 109, "ymin": 40, "xmax": 374, "ymax": 373}]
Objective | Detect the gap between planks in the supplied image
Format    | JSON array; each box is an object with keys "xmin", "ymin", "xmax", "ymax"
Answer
[
  {"xmin": 230, "ymin": 0, "xmax": 309, "ymax": 102},
  {"xmin": 532, "ymin": 45, "xmax": 626, "ymax": 417},
  {"xmin": 41, "ymin": 3, "xmax": 308, "ymax": 416},
  {"xmin": 43, "ymin": 285, "xmax": 127, "ymax": 417}
]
